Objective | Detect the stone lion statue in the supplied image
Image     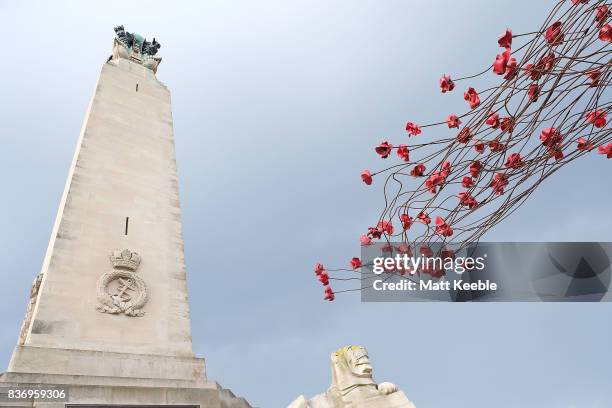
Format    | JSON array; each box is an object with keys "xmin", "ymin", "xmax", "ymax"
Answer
[{"xmin": 288, "ymin": 346, "xmax": 416, "ymax": 408}]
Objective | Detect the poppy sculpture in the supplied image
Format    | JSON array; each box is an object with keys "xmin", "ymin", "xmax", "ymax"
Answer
[{"xmin": 316, "ymin": 0, "xmax": 611, "ymax": 301}]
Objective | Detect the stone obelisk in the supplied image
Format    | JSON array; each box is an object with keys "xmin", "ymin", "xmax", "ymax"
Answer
[{"xmin": 1, "ymin": 26, "xmax": 251, "ymax": 408}]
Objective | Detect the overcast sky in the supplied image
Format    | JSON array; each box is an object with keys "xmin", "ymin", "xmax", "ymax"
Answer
[{"xmin": 1, "ymin": 1, "xmax": 611, "ymax": 407}]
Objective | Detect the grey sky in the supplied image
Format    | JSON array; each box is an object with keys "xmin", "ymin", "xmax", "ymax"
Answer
[{"xmin": 1, "ymin": 1, "xmax": 611, "ymax": 407}]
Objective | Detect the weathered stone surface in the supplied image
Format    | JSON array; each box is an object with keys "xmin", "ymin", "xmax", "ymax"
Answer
[
  {"xmin": 0, "ymin": 34, "xmax": 251, "ymax": 408},
  {"xmin": 288, "ymin": 346, "xmax": 416, "ymax": 408},
  {"xmin": 17, "ymin": 54, "xmax": 191, "ymax": 359},
  {"xmin": 0, "ymin": 371, "xmax": 251, "ymax": 408}
]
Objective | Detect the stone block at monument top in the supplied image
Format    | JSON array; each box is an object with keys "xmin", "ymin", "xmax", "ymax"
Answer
[{"xmin": 0, "ymin": 25, "xmax": 251, "ymax": 408}]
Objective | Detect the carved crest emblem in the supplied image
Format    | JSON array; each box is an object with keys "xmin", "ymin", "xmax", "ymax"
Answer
[{"xmin": 96, "ymin": 249, "xmax": 148, "ymax": 317}]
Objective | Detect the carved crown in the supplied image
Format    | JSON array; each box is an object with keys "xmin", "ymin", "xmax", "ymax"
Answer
[{"xmin": 110, "ymin": 249, "xmax": 141, "ymax": 271}]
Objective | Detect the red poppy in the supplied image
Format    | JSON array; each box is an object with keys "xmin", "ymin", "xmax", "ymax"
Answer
[
  {"xmin": 410, "ymin": 163, "xmax": 426, "ymax": 177},
  {"xmin": 474, "ymin": 143, "xmax": 485, "ymax": 154},
  {"xmin": 493, "ymin": 50, "xmax": 509, "ymax": 75},
  {"xmin": 504, "ymin": 57, "xmax": 518, "ymax": 80},
  {"xmin": 458, "ymin": 191, "xmax": 478, "ymax": 208},
  {"xmin": 596, "ymin": 5, "xmax": 610, "ymax": 25},
  {"xmin": 381, "ymin": 244, "xmax": 394, "ymax": 253},
  {"xmin": 324, "ymin": 286, "xmax": 334, "ymax": 301},
  {"xmin": 586, "ymin": 110, "xmax": 607, "ymax": 128},
  {"xmin": 551, "ymin": 148, "xmax": 564, "ymax": 161},
  {"xmin": 397, "ymin": 144, "xmax": 410, "ymax": 162},
  {"xmin": 528, "ymin": 83, "xmax": 540, "ymax": 102},
  {"xmin": 350, "ymin": 257, "xmax": 362, "ymax": 270},
  {"xmin": 598, "ymin": 142, "xmax": 612, "ymax": 158},
  {"xmin": 540, "ymin": 127, "xmax": 562, "ymax": 149},
  {"xmin": 599, "ymin": 24, "xmax": 612, "ymax": 42},
  {"xmin": 486, "ymin": 112, "xmax": 500, "ymax": 128},
  {"xmin": 462, "ymin": 176, "xmax": 474, "ymax": 188},
  {"xmin": 500, "ymin": 117, "xmax": 515, "ymax": 133},
  {"xmin": 576, "ymin": 137, "xmax": 594, "ymax": 151},
  {"xmin": 314, "ymin": 263, "xmax": 325, "ymax": 276},
  {"xmin": 538, "ymin": 53, "xmax": 556, "ymax": 73},
  {"xmin": 406, "ymin": 122, "xmax": 422, "ymax": 136},
  {"xmin": 435, "ymin": 216, "xmax": 453, "ymax": 237},
  {"xmin": 586, "ymin": 69, "xmax": 601, "ymax": 87},
  {"xmin": 360, "ymin": 234, "xmax": 372, "ymax": 246},
  {"xmin": 367, "ymin": 226, "xmax": 382, "ymax": 239},
  {"xmin": 318, "ymin": 271, "xmax": 330, "ymax": 286},
  {"xmin": 377, "ymin": 220, "xmax": 394, "ymax": 235},
  {"xmin": 425, "ymin": 172, "xmax": 446, "ymax": 194},
  {"xmin": 375, "ymin": 141, "xmax": 393, "ymax": 158},
  {"xmin": 441, "ymin": 161, "xmax": 451, "ymax": 177},
  {"xmin": 498, "ymin": 28, "xmax": 512, "ymax": 49},
  {"xmin": 417, "ymin": 211, "xmax": 431, "ymax": 225},
  {"xmin": 361, "ymin": 169, "xmax": 373, "ymax": 185},
  {"xmin": 540, "ymin": 128, "xmax": 564, "ymax": 160},
  {"xmin": 447, "ymin": 114, "xmax": 461, "ymax": 129},
  {"xmin": 439, "ymin": 74, "xmax": 455, "ymax": 93},
  {"xmin": 524, "ymin": 63, "xmax": 539, "ymax": 81},
  {"xmin": 545, "ymin": 21, "xmax": 564, "ymax": 45},
  {"xmin": 457, "ymin": 127, "xmax": 473, "ymax": 143},
  {"xmin": 524, "ymin": 53, "xmax": 555, "ymax": 81},
  {"xmin": 490, "ymin": 173, "xmax": 509, "ymax": 195},
  {"xmin": 397, "ymin": 244, "xmax": 412, "ymax": 256},
  {"xmin": 493, "ymin": 49, "xmax": 511, "ymax": 75},
  {"xmin": 464, "ymin": 87, "xmax": 480, "ymax": 109},
  {"xmin": 400, "ymin": 214, "xmax": 413, "ymax": 230},
  {"xmin": 571, "ymin": 0, "xmax": 588, "ymax": 4},
  {"xmin": 469, "ymin": 160, "xmax": 483, "ymax": 178},
  {"xmin": 489, "ymin": 140, "xmax": 506, "ymax": 152},
  {"xmin": 505, "ymin": 152, "xmax": 524, "ymax": 168}
]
